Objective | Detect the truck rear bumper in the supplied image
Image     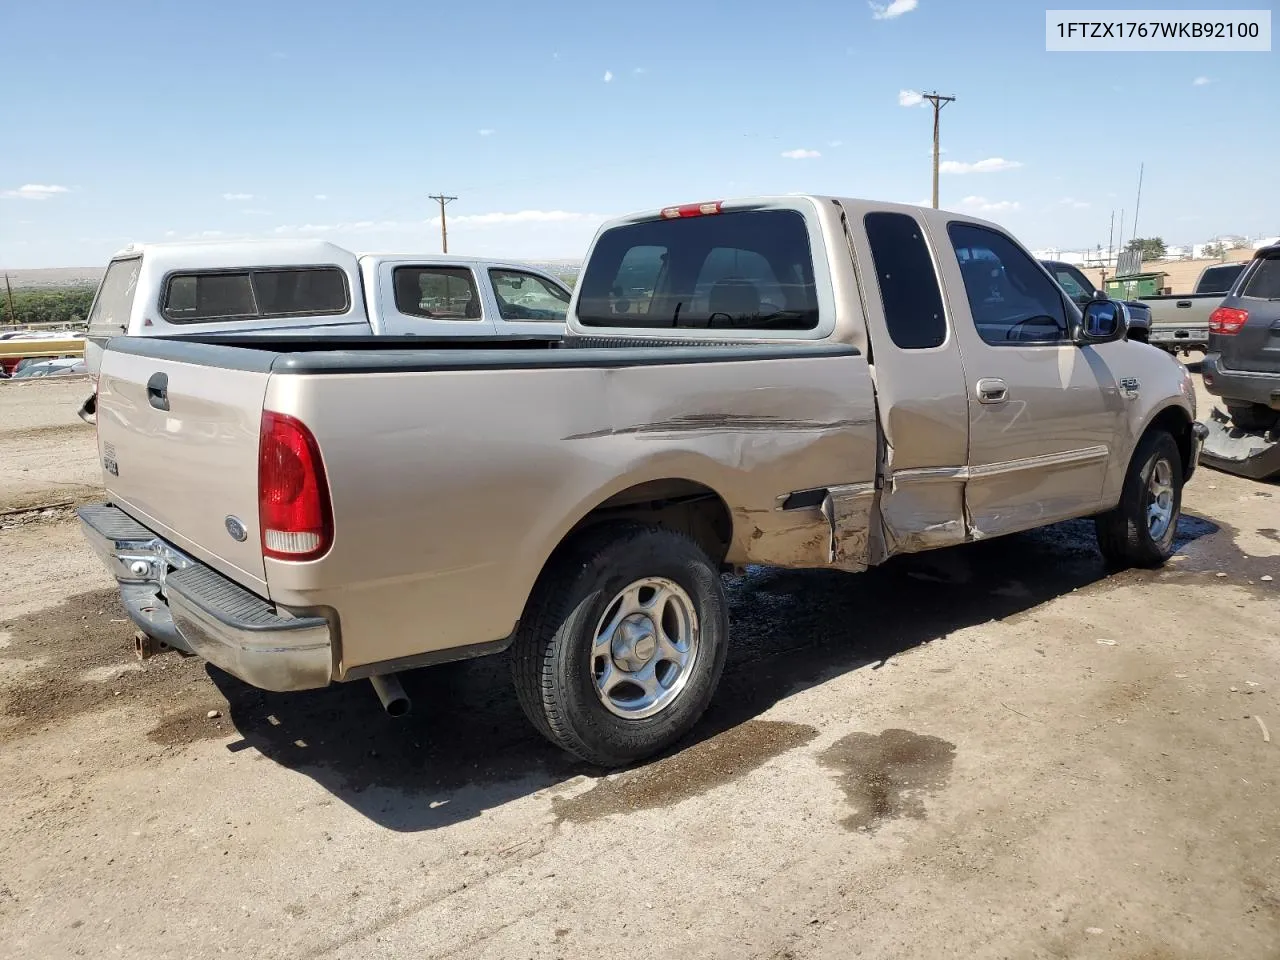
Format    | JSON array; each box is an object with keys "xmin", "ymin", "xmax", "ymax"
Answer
[
  {"xmin": 1149, "ymin": 325, "xmax": 1208, "ymax": 349},
  {"xmin": 78, "ymin": 504, "xmax": 333, "ymax": 692},
  {"xmin": 1202, "ymin": 355, "xmax": 1280, "ymax": 409}
]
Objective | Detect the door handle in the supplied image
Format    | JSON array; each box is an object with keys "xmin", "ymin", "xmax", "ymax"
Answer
[
  {"xmin": 1176, "ymin": 300, "xmax": 1192, "ymax": 308},
  {"xmin": 976, "ymin": 378, "xmax": 1008, "ymax": 404},
  {"xmin": 146, "ymin": 372, "xmax": 170, "ymax": 411}
]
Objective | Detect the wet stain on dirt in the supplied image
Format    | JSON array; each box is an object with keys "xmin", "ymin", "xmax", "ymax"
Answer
[
  {"xmin": 0, "ymin": 589, "xmax": 216, "ymax": 744},
  {"xmin": 553, "ymin": 720, "xmax": 817, "ymax": 823},
  {"xmin": 146, "ymin": 702, "xmax": 237, "ymax": 746},
  {"xmin": 1257, "ymin": 528, "xmax": 1280, "ymax": 543},
  {"xmin": 819, "ymin": 729, "xmax": 956, "ymax": 832}
]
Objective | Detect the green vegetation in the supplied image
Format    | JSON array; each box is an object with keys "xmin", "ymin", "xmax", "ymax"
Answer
[
  {"xmin": 1, "ymin": 285, "xmax": 97, "ymax": 326},
  {"xmin": 1126, "ymin": 237, "xmax": 1166, "ymax": 260},
  {"xmin": 1202, "ymin": 242, "xmax": 1226, "ymax": 259}
]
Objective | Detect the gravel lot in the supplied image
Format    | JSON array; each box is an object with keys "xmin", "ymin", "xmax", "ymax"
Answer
[{"xmin": 1, "ymin": 371, "xmax": 1277, "ymax": 960}]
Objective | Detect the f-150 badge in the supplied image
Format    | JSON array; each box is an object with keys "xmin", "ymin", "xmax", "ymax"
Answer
[{"xmin": 1119, "ymin": 377, "xmax": 1141, "ymax": 400}]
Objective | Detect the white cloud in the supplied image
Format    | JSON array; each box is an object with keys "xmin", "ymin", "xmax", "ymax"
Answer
[
  {"xmin": 222, "ymin": 192, "xmax": 253, "ymax": 201},
  {"xmin": 1193, "ymin": 76, "xmax": 1211, "ymax": 86},
  {"xmin": 478, "ymin": 128, "xmax": 495, "ymax": 136},
  {"xmin": 781, "ymin": 148, "xmax": 822, "ymax": 160},
  {"xmin": 603, "ymin": 70, "xmax": 613, "ymax": 83},
  {"xmin": 633, "ymin": 67, "xmax": 647, "ymax": 75},
  {"xmin": 829, "ymin": 139, "xmax": 844, "ymax": 148},
  {"xmin": 314, "ymin": 194, "xmax": 328, "ymax": 201},
  {"xmin": 1, "ymin": 184, "xmax": 70, "ymax": 201},
  {"xmin": 940, "ymin": 157, "xmax": 1023, "ymax": 175},
  {"xmin": 870, "ymin": 0, "xmax": 918, "ymax": 19},
  {"xmin": 898, "ymin": 89, "xmax": 925, "ymax": 107},
  {"xmin": 958, "ymin": 196, "xmax": 1020, "ymax": 214},
  {"xmin": 240, "ymin": 208, "xmax": 272, "ymax": 215},
  {"xmin": 1058, "ymin": 197, "xmax": 1090, "ymax": 209}
]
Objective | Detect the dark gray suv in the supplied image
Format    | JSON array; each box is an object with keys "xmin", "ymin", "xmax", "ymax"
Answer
[{"xmin": 1203, "ymin": 244, "xmax": 1280, "ymax": 431}]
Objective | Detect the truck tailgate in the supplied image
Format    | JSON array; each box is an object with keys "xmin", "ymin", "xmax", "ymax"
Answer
[{"xmin": 96, "ymin": 347, "xmax": 269, "ymax": 591}]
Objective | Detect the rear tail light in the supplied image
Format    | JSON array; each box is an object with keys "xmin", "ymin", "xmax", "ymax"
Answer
[
  {"xmin": 1209, "ymin": 306, "xmax": 1248, "ymax": 336},
  {"xmin": 259, "ymin": 411, "xmax": 333, "ymax": 561},
  {"xmin": 660, "ymin": 200, "xmax": 724, "ymax": 219}
]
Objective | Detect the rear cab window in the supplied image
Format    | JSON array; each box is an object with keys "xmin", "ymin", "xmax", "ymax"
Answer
[
  {"xmin": 87, "ymin": 258, "xmax": 142, "ymax": 337},
  {"xmin": 576, "ymin": 208, "xmax": 822, "ymax": 333},
  {"xmin": 162, "ymin": 267, "xmax": 348, "ymax": 323},
  {"xmin": 863, "ymin": 212, "xmax": 947, "ymax": 349},
  {"xmin": 1196, "ymin": 264, "xmax": 1246, "ymax": 295}
]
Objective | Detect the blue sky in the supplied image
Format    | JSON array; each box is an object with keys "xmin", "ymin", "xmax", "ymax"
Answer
[{"xmin": 1, "ymin": 0, "xmax": 1276, "ymax": 268}]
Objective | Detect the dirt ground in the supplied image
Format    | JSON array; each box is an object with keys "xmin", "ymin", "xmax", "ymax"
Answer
[{"xmin": 0, "ymin": 370, "xmax": 1277, "ymax": 960}]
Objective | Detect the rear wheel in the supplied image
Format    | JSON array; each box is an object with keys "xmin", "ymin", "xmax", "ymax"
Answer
[
  {"xmin": 510, "ymin": 523, "xmax": 729, "ymax": 767},
  {"xmin": 1095, "ymin": 430, "xmax": 1183, "ymax": 569},
  {"xmin": 1226, "ymin": 402, "xmax": 1279, "ymax": 433}
]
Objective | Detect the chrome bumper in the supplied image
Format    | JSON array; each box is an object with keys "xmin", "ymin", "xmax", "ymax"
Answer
[{"xmin": 78, "ymin": 504, "xmax": 333, "ymax": 692}]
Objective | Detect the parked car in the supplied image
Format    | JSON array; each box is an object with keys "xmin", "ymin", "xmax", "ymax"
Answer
[
  {"xmin": 78, "ymin": 241, "xmax": 573, "ymax": 420},
  {"xmin": 1140, "ymin": 261, "xmax": 1249, "ymax": 354},
  {"xmin": 81, "ymin": 195, "xmax": 1205, "ymax": 767},
  {"xmin": 10, "ymin": 357, "xmax": 87, "ymax": 379},
  {"xmin": 1202, "ymin": 245, "xmax": 1280, "ymax": 432},
  {"xmin": 1039, "ymin": 260, "xmax": 1151, "ymax": 343}
]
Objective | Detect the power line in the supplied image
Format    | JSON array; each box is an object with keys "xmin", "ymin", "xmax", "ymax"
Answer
[
  {"xmin": 428, "ymin": 193, "xmax": 458, "ymax": 253},
  {"xmin": 921, "ymin": 92, "xmax": 956, "ymax": 209}
]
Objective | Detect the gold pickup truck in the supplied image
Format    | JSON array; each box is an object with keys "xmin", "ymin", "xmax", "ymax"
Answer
[{"xmin": 80, "ymin": 196, "xmax": 1207, "ymax": 766}]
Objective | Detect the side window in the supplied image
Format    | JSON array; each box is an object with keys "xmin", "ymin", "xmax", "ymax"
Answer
[
  {"xmin": 161, "ymin": 267, "xmax": 348, "ymax": 322},
  {"xmin": 392, "ymin": 267, "xmax": 481, "ymax": 320},
  {"xmin": 163, "ymin": 273, "xmax": 256, "ymax": 321},
  {"xmin": 1241, "ymin": 257, "xmax": 1280, "ymax": 300},
  {"xmin": 1051, "ymin": 266, "xmax": 1091, "ymax": 301},
  {"xmin": 488, "ymin": 270, "xmax": 570, "ymax": 322},
  {"xmin": 947, "ymin": 223, "xmax": 1068, "ymax": 345},
  {"xmin": 863, "ymin": 212, "xmax": 946, "ymax": 349}
]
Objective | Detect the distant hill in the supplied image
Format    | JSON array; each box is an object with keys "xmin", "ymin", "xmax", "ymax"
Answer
[{"xmin": 3, "ymin": 267, "xmax": 105, "ymax": 290}]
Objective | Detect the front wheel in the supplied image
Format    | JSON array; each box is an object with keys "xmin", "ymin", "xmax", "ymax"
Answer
[
  {"xmin": 1095, "ymin": 430, "xmax": 1183, "ymax": 569},
  {"xmin": 510, "ymin": 523, "xmax": 729, "ymax": 767}
]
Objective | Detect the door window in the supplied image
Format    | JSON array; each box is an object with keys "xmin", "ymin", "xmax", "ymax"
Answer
[
  {"xmin": 1048, "ymin": 264, "xmax": 1094, "ymax": 302},
  {"xmin": 864, "ymin": 212, "xmax": 947, "ymax": 349},
  {"xmin": 948, "ymin": 223, "xmax": 1069, "ymax": 345},
  {"xmin": 392, "ymin": 267, "xmax": 481, "ymax": 320},
  {"xmin": 488, "ymin": 270, "xmax": 570, "ymax": 322}
]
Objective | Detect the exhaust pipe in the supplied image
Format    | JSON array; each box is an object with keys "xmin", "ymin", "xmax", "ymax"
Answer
[{"xmin": 370, "ymin": 673, "xmax": 411, "ymax": 717}]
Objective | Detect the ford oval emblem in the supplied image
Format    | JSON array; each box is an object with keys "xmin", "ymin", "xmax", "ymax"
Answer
[{"xmin": 224, "ymin": 516, "xmax": 248, "ymax": 542}]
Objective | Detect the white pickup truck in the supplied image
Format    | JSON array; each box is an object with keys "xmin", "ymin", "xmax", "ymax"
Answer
[
  {"xmin": 80, "ymin": 240, "xmax": 572, "ymax": 418},
  {"xmin": 81, "ymin": 196, "xmax": 1206, "ymax": 767}
]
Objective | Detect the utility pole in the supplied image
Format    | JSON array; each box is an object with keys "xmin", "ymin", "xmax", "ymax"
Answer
[
  {"xmin": 922, "ymin": 91, "xmax": 956, "ymax": 209},
  {"xmin": 1131, "ymin": 162, "xmax": 1144, "ymax": 243},
  {"xmin": 429, "ymin": 193, "xmax": 457, "ymax": 253},
  {"xmin": 3, "ymin": 274, "xmax": 14, "ymax": 326}
]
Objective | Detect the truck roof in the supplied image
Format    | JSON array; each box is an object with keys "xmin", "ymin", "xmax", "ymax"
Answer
[
  {"xmin": 107, "ymin": 239, "xmax": 356, "ymax": 271},
  {"xmin": 106, "ymin": 240, "xmax": 567, "ymax": 279}
]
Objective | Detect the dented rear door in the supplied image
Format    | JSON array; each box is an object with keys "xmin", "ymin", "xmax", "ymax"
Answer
[{"xmin": 838, "ymin": 201, "xmax": 970, "ymax": 555}]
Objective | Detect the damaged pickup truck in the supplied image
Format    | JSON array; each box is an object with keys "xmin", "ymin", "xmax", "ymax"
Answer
[{"xmin": 80, "ymin": 196, "xmax": 1207, "ymax": 766}]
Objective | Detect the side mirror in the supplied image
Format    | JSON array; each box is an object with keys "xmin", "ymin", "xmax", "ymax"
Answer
[{"xmin": 1076, "ymin": 299, "xmax": 1130, "ymax": 345}]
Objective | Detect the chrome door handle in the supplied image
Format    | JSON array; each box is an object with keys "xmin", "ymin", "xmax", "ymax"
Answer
[{"xmin": 976, "ymin": 378, "xmax": 1008, "ymax": 404}]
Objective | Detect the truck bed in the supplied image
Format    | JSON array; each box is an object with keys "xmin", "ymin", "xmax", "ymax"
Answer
[{"xmin": 94, "ymin": 332, "xmax": 876, "ymax": 676}]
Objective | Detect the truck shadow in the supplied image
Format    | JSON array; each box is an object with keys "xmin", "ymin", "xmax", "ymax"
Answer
[{"xmin": 210, "ymin": 514, "xmax": 1218, "ymax": 832}]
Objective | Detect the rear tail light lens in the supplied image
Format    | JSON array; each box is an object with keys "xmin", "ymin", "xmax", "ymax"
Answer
[
  {"xmin": 1209, "ymin": 306, "xmax": 1248, "ymax": 335},
  {"xmin": 259, "ymin": 411, "xmax": 333, "ymax": 561}
]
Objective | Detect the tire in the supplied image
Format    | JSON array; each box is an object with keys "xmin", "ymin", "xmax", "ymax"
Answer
[
  {"xmin": 1226, "ymin": 403, "xmax": 1278, "ymax": 433},
  {"xmin": 1095, "ymin": 430, "xmax": 1183, "ymax": 570},
  {"xmin": 510, "ymin": 522, "xmax": 729, "ymax": 767}
]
